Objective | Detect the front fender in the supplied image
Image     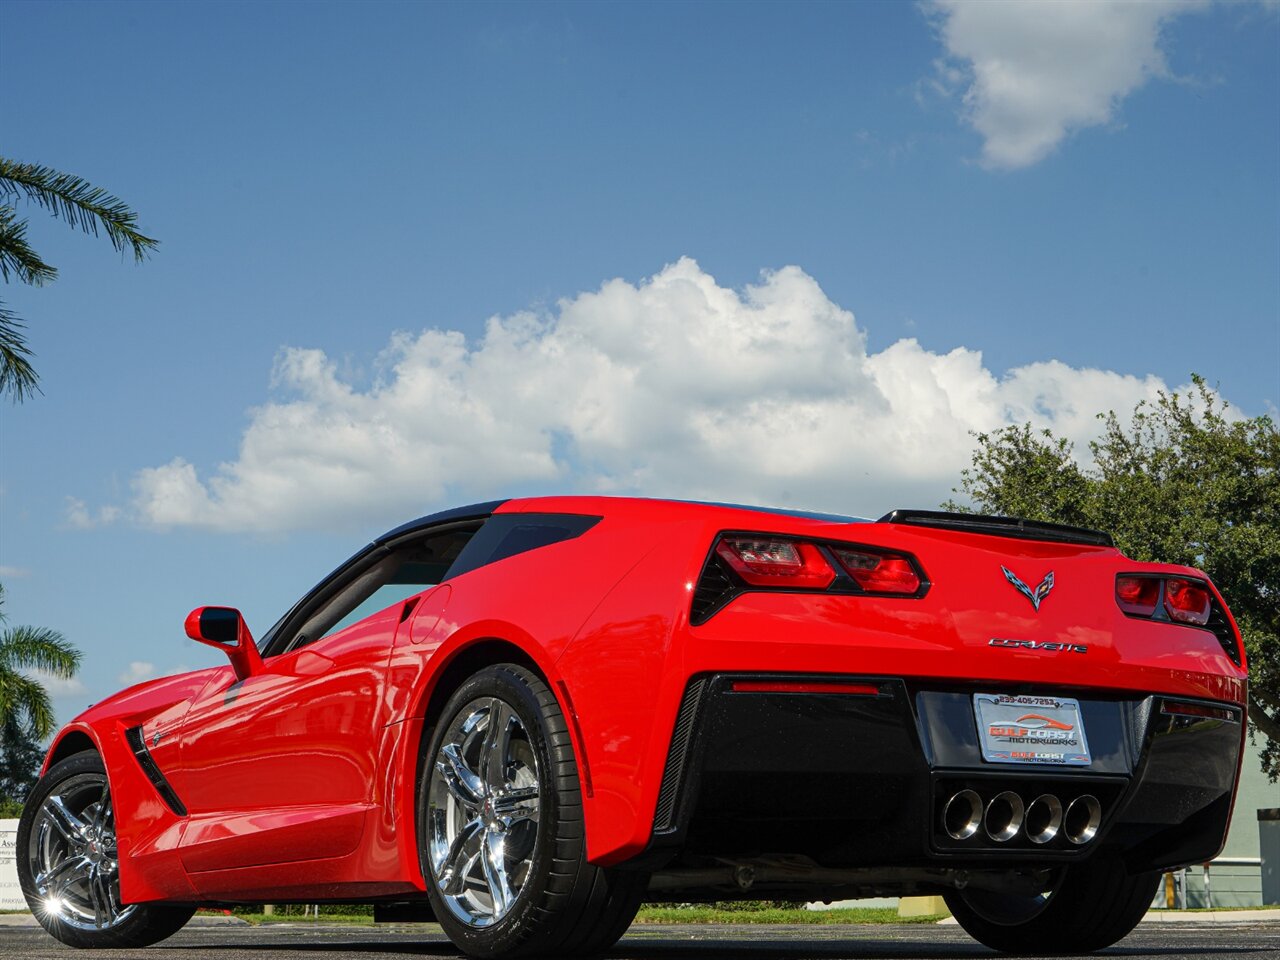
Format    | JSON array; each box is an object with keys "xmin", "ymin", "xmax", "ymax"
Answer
[{"xmin": 39, "ymin": 669, "xmax": 224, "ymax": 903}]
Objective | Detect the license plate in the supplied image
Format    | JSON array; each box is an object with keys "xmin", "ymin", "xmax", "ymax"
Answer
[{"xmin": 973, "ymin": 693, "xmax": 1091, "ymax": 766}]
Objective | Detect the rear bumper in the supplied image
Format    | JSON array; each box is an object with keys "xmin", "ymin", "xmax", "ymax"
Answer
[{"xmin": 627, "ymin": 674, "xmax": 1243, "ymax": 877}]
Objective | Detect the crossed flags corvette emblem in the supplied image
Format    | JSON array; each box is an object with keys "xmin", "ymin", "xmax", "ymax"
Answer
[{"xmin": 1001, "ymin": 566, "xmax": 1055, "ymax": 611}]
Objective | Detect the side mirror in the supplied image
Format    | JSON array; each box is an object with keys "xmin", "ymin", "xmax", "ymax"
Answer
[{"xmin": 184, "ymin": 606, "xmax": 264, "ymax": 681}]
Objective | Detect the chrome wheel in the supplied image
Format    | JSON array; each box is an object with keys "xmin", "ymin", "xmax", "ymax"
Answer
[
  {"xmin": 427, "ymin": 696, "xmax": 540, "ymax": 928},
  {"xmin": 26, "ymin": 772, "xmax": 136, "ymax": 931}
]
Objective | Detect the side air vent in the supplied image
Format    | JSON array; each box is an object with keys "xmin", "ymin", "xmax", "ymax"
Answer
[
  {"xmin": 653, "ymin": 677, "xmax": 708, "ymax": 833},
  {"xmin": 125, "ymin": 726, "xmax": 188, "ymax": 817},
  {"xmin": 690, "ymin": 554, "xmax": 740, "ymax": 625},
  {"xmin": 1205, "ymin": 600, "xmax": 1242, "ymax": 666}
]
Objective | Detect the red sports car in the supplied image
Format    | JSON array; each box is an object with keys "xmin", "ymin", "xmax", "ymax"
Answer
[{"xmin": 18, "ymin": 497, "xmax": 1247, "ymax": 956}]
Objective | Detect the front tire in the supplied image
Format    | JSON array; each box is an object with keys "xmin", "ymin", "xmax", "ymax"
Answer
[
  {"xmin": 945, "ymin": 858, "xmax": 1160, "ymax": 954},
  {"xmin": 17, "ymin": 750, "xmax": 196, "ymax": 948},
  {"xmin": 420, "ymin": 664, "xmax": 644, "ymax": 959}
]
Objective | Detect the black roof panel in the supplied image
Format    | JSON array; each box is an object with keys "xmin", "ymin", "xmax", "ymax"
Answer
[{"xmin": 375, "ymin": 500, "xmax": 508, "ymax": 544}]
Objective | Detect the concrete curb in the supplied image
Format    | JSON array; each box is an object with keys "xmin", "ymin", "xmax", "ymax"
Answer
[
  {"xmin": 938, "ymin": 909, "xmax": 1280, "ymax": 925},
  {"xmin": 1139, "ymin": 908, "xmax": 1280, "ymax": 923}
]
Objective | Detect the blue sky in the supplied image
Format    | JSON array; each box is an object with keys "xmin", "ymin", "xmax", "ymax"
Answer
[{"xmin": 1, "ymin": 0, "xmax": 1277, "ymax": 724}]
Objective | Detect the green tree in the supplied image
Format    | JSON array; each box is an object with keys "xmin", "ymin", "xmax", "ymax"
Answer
[
  {"xmin": 947, "ymin": 377, "xmax": 1279, "ymax": 779},
  {"xmin": 1, "ymin": 157, "xmax": 157, "ymax": 401},
  {"xmin": 0, "ymin": 718, "xmax": 45, "ymax": 813},
  {"xmin": 0, "ymin": 583, "xmax": 82, "ymax": 746}
]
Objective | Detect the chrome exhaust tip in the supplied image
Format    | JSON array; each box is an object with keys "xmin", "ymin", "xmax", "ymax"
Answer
[
  {"xmin": 943, "ymin": 789, "xmax": 983, "ymax": 840},
  {"xmin": 1025, "ymin": 794, "xmax": 1064, "ymax": 845},
  {"xmin": 984, "ymin": 791, "xmax": 1025, "ymax": 842},
  {"xmin": 1065, "ymin": 794, "xmax": 1102, "ymax": 845}
]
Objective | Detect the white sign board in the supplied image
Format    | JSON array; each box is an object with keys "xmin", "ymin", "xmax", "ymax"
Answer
[{"xmin": 1, "ymin": 818, "xmax": 26, "ymax": 910}]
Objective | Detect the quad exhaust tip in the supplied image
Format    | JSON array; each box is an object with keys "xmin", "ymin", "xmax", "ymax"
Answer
[
  {"xmin": 943, "ymin": 789, "xmax": 983, "ymax": 840},
  {"xmin": 1025, "ymin": 794, "xmax": 1064, "ymax": 845},
  {"xmin": 942, "ymin": 790, "xmax": 1100, "ymax": 845},
  {"xmin": 1065, "ymin": 794, "xmax": 1102, "ymax": 845},
  {"xmin": 983, "ymin": 791, "xmax": 1025, "ymax": 842}
]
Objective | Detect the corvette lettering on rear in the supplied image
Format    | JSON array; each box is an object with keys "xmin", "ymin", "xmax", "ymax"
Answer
[{"xmin": 989, "ymin": 637, "xmax": 1089, "ymax": 654}]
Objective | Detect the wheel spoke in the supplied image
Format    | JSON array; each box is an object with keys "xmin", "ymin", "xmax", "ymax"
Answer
[
  {"xmin": 35, "ymin": 855, "xmax": 89, "ymax": 896},
  {"xmin": 481, "ymin": 699, "xmax": 514, "ymax": 790},
  {"xmin": 436, "ymin": 744, "xmax": 484, "ymax": 809},
  {"xmin": 481, "ymin": 828, "xmax": 512, "ymax": 917},
  {"xmin": 438, "ymin": 818, "xmax": 483, "ymax": 896},
  {"xmin": 104, "ymin": 866, "xmax": 122, "ymax": 918},
  {"xmin": 90, "ymin": 784, "xmax": 109, "ymax": 832},
  {"xmin": 88, "ymin": 865, "xmax": 107, "ymax": 928},
  {"xmin": 44, "ymin": 795, "xmax": 90, "ymax": 845}
]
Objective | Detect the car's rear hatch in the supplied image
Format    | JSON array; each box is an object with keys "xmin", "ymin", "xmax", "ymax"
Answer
[{"xmin": 688, "ymin": 508, "xmax": 1245, "ymax": 703}]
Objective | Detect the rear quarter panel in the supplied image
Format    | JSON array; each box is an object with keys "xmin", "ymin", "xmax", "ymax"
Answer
[{"xmin": 552, "ymin": 510, "xmax": 1248, "ymax": 865}]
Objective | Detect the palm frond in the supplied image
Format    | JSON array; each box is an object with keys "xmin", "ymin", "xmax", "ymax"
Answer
[
  {"xmin": 0, "ymin": 624, "xmax": 81, "ymax": 678},
  {"xmin": 0, "ymin": 299, "xmax": 40, "ymax": 402},
  {"xmin": 0, "ymin": 206, "xmax": 57, "ymax": 285},
  {"xmin": 0, "ymin": 158, "xmax": 158, "ymax": 262},
  {"xmin": 0, "ymin": 670, "xmax": 55, "ymax": 740}
]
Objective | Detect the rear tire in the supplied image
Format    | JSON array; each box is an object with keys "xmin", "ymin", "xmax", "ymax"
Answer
[
  {"xmin": 17, "ymin": 750, "xmax": 196, "ymax": 948},
  {"xmin": 945, "ymin": 858, "xmax": 1160, "ymax": 954},
  {"xmin": 419, "ymin": 664, "xmax": 645, "ymax": 959}
]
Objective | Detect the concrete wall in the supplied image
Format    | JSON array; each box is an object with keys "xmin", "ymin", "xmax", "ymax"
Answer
[
  {"xmin": 1223, "ymin": 739, "xmax": 1275, "ymax": 861},
  {"xmin": 1206, "ymin": 738, "xmax": 1276, "ymax": 907},
  {"xmin": 1, "ymin": 819, "xmax": 22, "ymax": 910},
  {"xmin": 1174, "ymin": 863, "xmax": 1266, "ymax": 909}
]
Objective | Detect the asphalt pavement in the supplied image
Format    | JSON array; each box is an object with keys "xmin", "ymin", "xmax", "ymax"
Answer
[{"xmin": 1, "ymin": 919, "xmax": 1278, "ymax": 959}]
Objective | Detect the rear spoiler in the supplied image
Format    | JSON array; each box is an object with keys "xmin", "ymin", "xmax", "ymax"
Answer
[{"xmin": 877, "ymin": 510, "xmax": 1114, "ymax": 548}]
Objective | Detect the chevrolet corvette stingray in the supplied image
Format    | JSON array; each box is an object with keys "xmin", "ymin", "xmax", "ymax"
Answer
[{"xmin": 18, "ymin": 497, "xmax": 1248, "ymax": 956}]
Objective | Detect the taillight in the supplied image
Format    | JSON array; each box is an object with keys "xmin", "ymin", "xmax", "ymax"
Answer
[
  {"xmin": 1115, "ymin": 574, "xmax": 1216, "ymax": 630},
  {"xmin": 691, "ymin": 533, "xmax": 929, "ymax": 624},
  {"xmin": 715, "ymin": 538, "xmax": 835, "ymax": 589},
  {"xmin": 1116, "ymin": 576, "xmax": 1160, "ymax": 616},
  {"xmin": 1164, "ymin": 578, "xmax": 1211, "ymax": 626},
  {"xmin": 831, "ymin": 548, "xmax": 921, "ymax": 594}
]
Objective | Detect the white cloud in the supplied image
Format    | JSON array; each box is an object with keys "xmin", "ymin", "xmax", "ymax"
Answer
[
  {"xmin": 31, "ymin": 670, "xmax": 87, "ymax": 697},
  {"xmin": 118, "ymin": 661, "xmax": 158, "ymax": 687},
  {"xmin": 64, "ymin": 497, "xmax": 121, "ymax": 530},
  {"xmin": 927, "ymin": 0, "xmax": 1209, "ymax": 169},
  {"xmin": 116, "ymin": 259, "xmax": 1178, "ymax": 534},
  {"xmin": 0, "ymin": 566, "xmax": 29, "ymax": 578}
]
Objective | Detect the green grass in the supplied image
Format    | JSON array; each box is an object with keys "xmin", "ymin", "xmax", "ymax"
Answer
[
  {"xmin": 634, "ymin": 906, "xmax": 944, "ymax": 925},
  {"xmin": 216, "ymin": 903, "xmax": 1280, "ymax": 927},
  {"xmin": 224, "ymin": 911, "xmax": 375, "ymax": 926},
  {"xmin": 219, "ymin": 905, "xmax": 941, "ymax": 926}
]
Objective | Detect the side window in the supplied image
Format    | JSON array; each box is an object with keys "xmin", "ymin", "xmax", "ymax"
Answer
[
  {"xmin": 443, "ymin": 513, "xmax": 601, "ymax": 580},
  {"xmin": 287, "ymin": 526, "xmax": 476, "ymax": 651}
]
